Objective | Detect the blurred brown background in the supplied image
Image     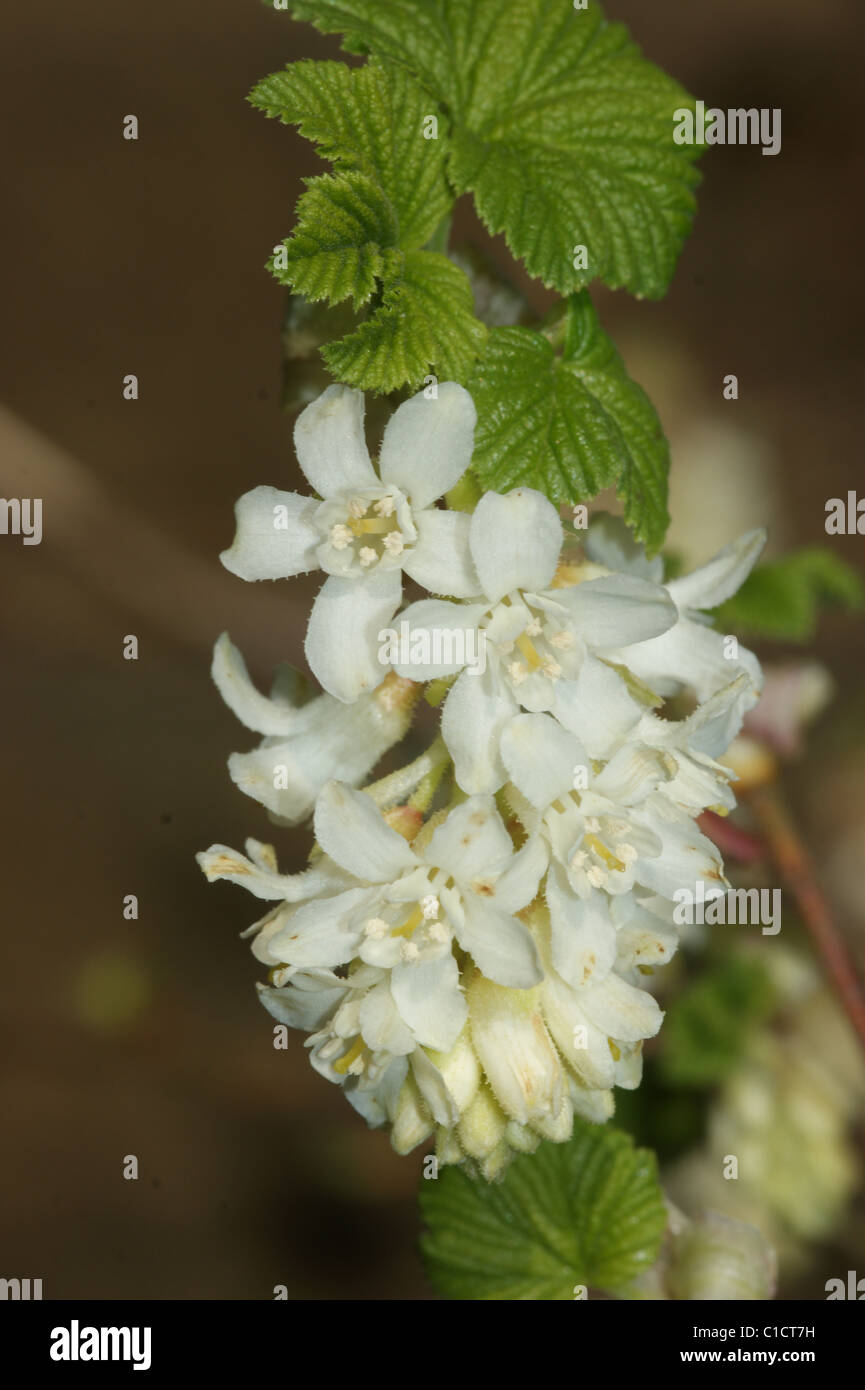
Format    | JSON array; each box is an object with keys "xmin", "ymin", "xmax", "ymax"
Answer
[{"xmin": 1, "ymin": 0, "xmax": 864, "ymax": 1299}]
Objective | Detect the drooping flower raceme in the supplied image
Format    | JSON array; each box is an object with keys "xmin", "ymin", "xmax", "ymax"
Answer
[{"xmin": 200, "ymin": 380, "xmax": 766, "ymax": 1178}]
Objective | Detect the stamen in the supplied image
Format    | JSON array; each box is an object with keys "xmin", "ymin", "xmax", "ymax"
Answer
[
  {"xmin": 515, "ymin": 633, "xmax": 543, "ymax": 670},
  {"xmin": 584, "ymin": 833, "xmax": 626, "ymax": 873},
  {"xmin": 364, "ymin": 917, "xmax": 389, "ymax": 940},
  {"xmin": 330, "ymin": 523, "xmax": 352, "ymax": 550},
  {"xmin": 374, "ymin": 496, "xmax": 395, "ymax": 517},
  {"xmin": 421, "ymin": 894, "xmax": 440, "ymax": 920},
  {"xmin": 383, "ymin": 531, "xmax": 405, "ymax": 556},
  {"xmin": 358, "ymin": 546, "xmax": 377, "ymax": 567},
  {"xmin": 393, "ymin": 904, "xmax": 425, "ymax": 938},
  {"xmin": 333, "ymin": 1037, "xmax": 365, "ymax": 1075}
]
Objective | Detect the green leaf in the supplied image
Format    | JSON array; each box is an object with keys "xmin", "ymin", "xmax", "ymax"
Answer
[
  {"xmin": 659, "ymin": 956, "xmax": 775, "ymax": 1089},
  {"xmin": 268, "ymin": 171, "xmax": 392, "ymax": 306},
  {"xmin": 714, "ymin": 548, "xmax": 864, "ymax": 642},
  {"xmin": 467, "ymin": 295, "xmax": 669, "ymax": 551},
  {"xmin": 253, "ymin": 59, "xmax": 486, "ymax": 391},
  {"xmin": 251, "ymin": 60, "xmax": 451, "ymax": 249},
  {"xmin": 419, "ymin": 1118, "xmax": 666, "ymax": 1300},
  {"xmin": 323, "ymin": 249, "xmax": 488, "ymax": 392},
  {"xmin": 287, "ymin": 0, "xmax": 701, "ymax": 298}
]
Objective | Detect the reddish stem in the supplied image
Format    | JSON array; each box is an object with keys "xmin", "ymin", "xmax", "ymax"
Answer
[{"xmin": 746, "ymin": 784, "xmax": 865, "ymax": 1055}]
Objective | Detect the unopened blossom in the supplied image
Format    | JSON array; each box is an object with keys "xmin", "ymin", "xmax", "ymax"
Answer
[
  {"xmin": 220, "ymin": 382, "xmax": 480, "ymax": 701},
  {"xmin": 211, "ymin": 632, "xmax": 418, "ymax": 824}
]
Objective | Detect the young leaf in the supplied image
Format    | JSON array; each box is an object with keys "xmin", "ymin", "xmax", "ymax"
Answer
[
  {"xmin": 713, "ymin": 548, "xmax": 864, "ymax": 642},
  {"xmin": 419, "ymin": 1118, "xmax": 666, "ymax": 1300},
  {"xmin": 323, "ymin": 249, "xmax": 488, "ymax": 392},
  {"xmin": 253, "ymin": 59, "xmax": 485, "ymax": 391},
  {"xmin": 467, "ymin": 295, "xmax": 669, "ymax": 552},
  {"xmin": 251, "ymin": 60, "xmax": 451, "ymax": 250},
  {"xmin": 287, "ymin": 0, "xmax": 702, "ymax": 298}
]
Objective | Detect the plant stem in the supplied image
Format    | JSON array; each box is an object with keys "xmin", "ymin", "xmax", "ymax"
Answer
[{"xmin": 746, "ymin": 783, "xmax": 865, "ymax": 1056}]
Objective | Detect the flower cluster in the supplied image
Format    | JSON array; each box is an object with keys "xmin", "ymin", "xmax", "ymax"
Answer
[{"xmin": 199, "ymin": 381, "xmax": 765, "ymax": 1178}]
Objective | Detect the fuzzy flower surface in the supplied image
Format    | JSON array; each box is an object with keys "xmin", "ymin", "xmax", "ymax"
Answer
[{"xmin": 200, "ymin": 381, "xmax": 766, "ymax": 1178}]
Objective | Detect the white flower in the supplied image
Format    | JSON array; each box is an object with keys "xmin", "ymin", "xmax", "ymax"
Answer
[
  {"xmin": 586, "ymin": 513, "xmax": 766, "ymax": 708},
  {"xmin": 220, "ymin": 382, "xmax": 480, "ymax": 702},
  {"xmin": 251, "ymin": 782, "xmax": 546, "ymax": 1057},
  {"xmin": 210, "ymin": 632, "xmax": 418, "ymax": 824},
  {"xmin": 393, "ymin": 487, "xmax": 678, "ymax": 792}
]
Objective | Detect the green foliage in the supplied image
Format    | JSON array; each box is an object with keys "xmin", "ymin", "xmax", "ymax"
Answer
[
  {"xmin": 323, "ymin": 249, "xmax": 487, "ymax": 392},
  {"xmin": 253, "ymin": 60, "xmax": 484, "ymax": 390},
  {"xmin": 714, "ymin": 548, "xmax": 864, "ymax": 642},
  {"xmin": 419, "ymin": 1118, "xmax": 666, "ymax": 1299},
  {"xmin": 287, "ymin": 0, "xmax": 701, "ymax": 298},
  {"xmin": 658, "ymin": 955, "xmax": 775, "ymax": 1088},
  {"xmin": 468, "ymin": 294, "xmax": 670, "ymax": 551}
]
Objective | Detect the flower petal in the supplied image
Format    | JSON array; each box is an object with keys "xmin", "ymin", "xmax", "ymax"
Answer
[
  {"xmin": 424, "ymin": 796, "xmax": 512, "ymax": 884},
  {"xmin": 220, "ymin": 486, "xmax": 319, "ymax": 581},
  {"xmin": 468, "ymin": 974, "xmax": 561, "ymax": 1124},
  {"xmin": 491, "ymin": 835, "xmax": 548, "ymax": 913},
  {"xmin": 500, "ymin": 712, "xmax": 586, "ymax": 808},
  {"xmin": 667, "ymin": 528, "xmax": 766, "ymax": 611},
  {"xmin": 257, "ymin": 975, "xmax": 346, "ymax": 1031},
  {"xmin": 196, "ymin": 843, "xmax": 343, "ymax": 902},
  {"xmin": 211, "ymin": 633, "xmax": 304, "ymax": 736},
  {"xmin": 359, "ymin": 981, "xmax": 415, "ymax": 1055},
  {"xmin": 314, "ymin": 781, "xmax": 417, "ymax": 884},
  {"xmin": 442, "ymin": 666, "xmax": 515, "ymax": 794},
  {"xmin": 391, "ymin": 598, "xmax": 487, "ymax": 681},
  {"xmin": 267, "ymin": 887, "xmax": 374, "ymax": 967},
  {"xmin": 378, "ymin": 382, "xmax": 476, "ymax": 511},
  {"xmin": 469, "ymin": 488, "xmax": 563, "ymax": 603},
  {"xmin": 611, "ymin": 618, "xmax": 762, "ymax": 706},
  {"xmin": 546, "ymin": 865, "xmax": 617, "ymax": 989},
  {"xmin": 227, "ymin": 682, "xmax": 414, "ymax": 826},
  {"xmin": 293, "ymin": 383, "xmax": 377, "ymax": 498},
  {"xmin": 552, "ymin": 655, "xmax": 642, "ymax": 759},
  {"xmin": 401, "ymin": 508, "xmax": 480, "ymax": 598},
  {"xmin": 552, "ymin": 573, "xmax": 677, "ymax": 649},
  {"xmin": 456, "ymin": 894, "xmax": 542, "ymax": 987},
  {"xmin": 391, "ymin": 954, "xmax": 468, "ymax": 1051},
  {"xmin": 578, "ymin": 972, "xmax": 663, "ymax": 1042},
  {"xmin": 305, "ymin": 570, "xmax": 401, "ymax": 703}
]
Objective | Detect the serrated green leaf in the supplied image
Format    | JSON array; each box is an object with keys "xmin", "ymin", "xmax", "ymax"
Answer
[
  {"xmin": 714, "ymin": 548, "xmax": 864, "ymax": 642},
  {"xmin": 253, "ymin": 58, "xmax": 489, "ymax": 392},
  {"xmin": 287, "ymin": 0, "xmax": 701, "ymax": 298},
  {"xmin": 323, "ymin": 249, "xmax": 487, "ymax": 392},
  {"xmin": 268, "ymin": 171, "xmax": 392, "ymax": 306},
  {"xmin": 467, "ymin": 295, "xmax": 669, "ymax": 551},
  {"xmin": 251, "ymin": 60, "xmax": 451, "ymax": 249},
  {"xmin": 659, "ymin": 956, "xmax": 775, "ymax": 1089},
  {"xmin": 419, "ymin": 1118, "xmax": 666, "ymax": 1300}
]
